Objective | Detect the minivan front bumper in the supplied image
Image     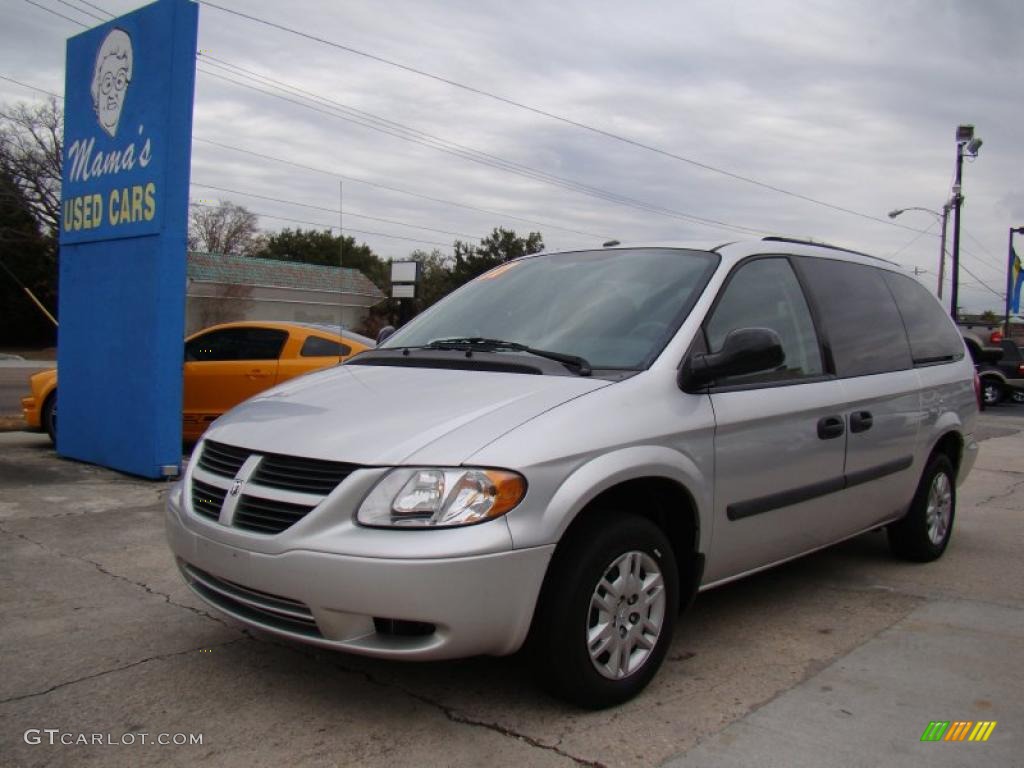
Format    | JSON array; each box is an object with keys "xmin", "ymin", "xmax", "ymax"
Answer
[{"xmin": 165, "ymin": 494, "xmax": 553, "ymax": 660}]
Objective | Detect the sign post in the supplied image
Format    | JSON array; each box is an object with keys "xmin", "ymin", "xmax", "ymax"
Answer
[
  {"xmin": 58, "ymin": 0, "xmax": 199, "ymax": 478},
  {"xmin": 390, "ymin": 260, "xmax": 420, "ymax": 326}
]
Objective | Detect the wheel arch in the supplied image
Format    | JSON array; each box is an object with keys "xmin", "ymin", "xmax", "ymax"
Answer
[
  {"xmin": 548, "ymin": 474, "xmax": 703, "ymax": 609},
  {"xmin": 929, "ymin": 430, "xmax": 964, "ymax": 473}
]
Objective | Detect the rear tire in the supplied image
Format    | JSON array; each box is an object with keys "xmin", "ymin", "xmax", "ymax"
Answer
[
  {"xmin": 529, "ymin": 511, "xmax": 679, "ymax": 708},
  {"xmin": 42, "ymin": 392, "xmax": 57, "ymax": 446},
  {"xmin": 888, "ymin": 454, "xmax": 955, "ymax": 562},
  {"xmin": 981, "ymin": 378, "xmax": 1005, "ymax": 406}
]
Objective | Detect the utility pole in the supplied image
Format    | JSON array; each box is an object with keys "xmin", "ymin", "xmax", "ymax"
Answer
[
  {"xmin": 937, "ymin": 201, "xmax": 951, "ymax": 300},
  {"xmin": 949, "ymin": 124, "xmax": 982, "ymax": 322}
]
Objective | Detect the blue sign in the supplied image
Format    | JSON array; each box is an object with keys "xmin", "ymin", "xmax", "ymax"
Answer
[{"xmin": 58, "ymin": 0, "xmax": 198, "ymax": 478}]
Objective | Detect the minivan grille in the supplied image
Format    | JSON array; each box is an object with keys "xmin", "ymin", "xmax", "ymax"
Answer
[
  {"xmin": 233, "ymin": 495, "xmax": 316, "ymax": 535},
  {"xmin": 191, "ymin": 479, "xmax": 226, "ymax": 521},
  {"xmin": 197, "ymin": 440, "xmax": 249, "ymax": 478},
  {"xmin": 251, "ymin": 453, "xmax": 358, "ymax": 495},
  {"xmin": 189, "ymin": 441, "xmax": 362, "ymax": 535},
  {"xmin": 180, "ymin": 562, "xmax": 321, "ymax": 637}
]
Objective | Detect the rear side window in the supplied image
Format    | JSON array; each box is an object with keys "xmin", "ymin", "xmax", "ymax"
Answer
[
  {"xmin": 882, "ymin": 272, "xmax": 965, "ymax": 364},
  {"xmin": 300, "ymin": 336, "xmax": 351, "ymax": 357},
  {"xmin": 704, "ymin": 257, "xmax": 823, "ymax": 385},
  {"xmin": 185, "ymin": 328, "xmax": 288, "ymax": 362},
  {"xmin": 798, "ymin": 258, "xmax": 912, "ymax": 377}
]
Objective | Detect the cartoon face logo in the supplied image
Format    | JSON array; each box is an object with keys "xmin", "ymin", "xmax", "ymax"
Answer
[{"xmin": 90, "ymin": 28, "xmax": 133, "ymax": 138}]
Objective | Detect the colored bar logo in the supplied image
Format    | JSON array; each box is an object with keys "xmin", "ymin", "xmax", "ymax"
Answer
[{"xmin": 921, "ymin": 721, "xmax": 997, "ymax": 742}]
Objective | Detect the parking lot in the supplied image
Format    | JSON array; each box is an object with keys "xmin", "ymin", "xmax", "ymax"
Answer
[{"xmin": 1, "ymin": 405, "xmax": 1022, "ymax": 767}]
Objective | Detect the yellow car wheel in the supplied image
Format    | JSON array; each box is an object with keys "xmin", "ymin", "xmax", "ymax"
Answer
[{"xmin": 42, "ymin": 391, "xmax": 57, "ymax": 446}]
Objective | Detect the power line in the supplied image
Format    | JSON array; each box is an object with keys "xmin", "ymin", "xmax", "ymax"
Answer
[
  {"xmin": 197, "ymin": 63, "xmax": 767, "ymax": 239},
  {"xmin": 959, "ymin": 261, "xmax": 1005, "ymax": 300},
  {"xmin": 961, "ymin": 231, "xmax": 1005, "ymax": 272},
  {"xmin": 52, "ymin": 0, "xmax": 107, "ymax": 23},
  {"xmin": 190, "ymin": 201, "xmax": 452, "ymax": 249},
  {"xmin": 192, "ymin": 138, "xmax": 605, "ymax": 240},
  {"xmin": 23, "ymin": 0, "xmax": 88, "ymax": 27},
  {"xmin": 0, "ymin": 74, "xmax": 61, "ymax": 98},
  {"xmin": 191, "ymin": 182, "xmax": 483, "ymax": 240},
  {"xmin": 886, "ymin": 220, "xmax": 937, "ymax": 259},
  {"xmin": 76, "ymin": 0, "xmax": 114, "ymax": 18},
  {"xmin": 198, "ymin": 1, "xmax": 927, "ymax": 234}
]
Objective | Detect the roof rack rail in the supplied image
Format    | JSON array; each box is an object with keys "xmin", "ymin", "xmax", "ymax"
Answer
[{"xmin": 761, "ymin": 236, "xmax": 900, "ymax": 267}]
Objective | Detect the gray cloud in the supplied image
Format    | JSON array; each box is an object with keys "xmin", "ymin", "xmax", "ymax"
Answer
[{"xmin": 3, "ymin": 0, "xmax": 1021, "ymax": 310}]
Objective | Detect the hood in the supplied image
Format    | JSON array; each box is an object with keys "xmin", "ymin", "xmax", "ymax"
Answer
[{"xmin": 204, "ymin": 363, "xmax": 612, "ymax": 466}]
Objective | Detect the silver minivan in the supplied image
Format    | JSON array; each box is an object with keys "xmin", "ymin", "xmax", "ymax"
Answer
[{"xmin": 166, "ymin": 237, "xmax": 979, "ymax": 708}]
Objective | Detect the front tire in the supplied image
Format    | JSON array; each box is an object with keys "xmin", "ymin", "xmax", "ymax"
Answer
[
  {"xmin": 529, "ymin": 512, "xmax": 679, "ymax": 708},
  {"xmin": 888, "ymin": 454, "xmax": 955, "ymax": 562}
]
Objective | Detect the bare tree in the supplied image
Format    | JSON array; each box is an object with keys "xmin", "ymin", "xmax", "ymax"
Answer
[
  {"xmin": 0, "ymin": 97, "xmax": 63, "ymax": 237},
  {"xmin": 191, "ymin": 283, "xmax": 255, "ymax": 332},
  {"xmin": 188, "ymin": 201, "xmax": 260, "ymax": 255}
]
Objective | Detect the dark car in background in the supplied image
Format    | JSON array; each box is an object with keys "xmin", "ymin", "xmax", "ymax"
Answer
[{"xmin": 977, "ymin": 339, "xmax": 1024, "ymax": 406}]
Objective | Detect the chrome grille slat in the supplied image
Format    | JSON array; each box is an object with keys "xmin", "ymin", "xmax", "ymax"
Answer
[
  {"xmin": 197, "ymin": 440, "xmax": 249, "ymax": 478},
  {"xmin": 190, "ymin": 441, "xmax": 362, "ymax": 534},
  {"xmin": 233, "ymin": 495, "xmax": 314, "ymax": 534},
  {"xmin": 252, "ymin": 454, "xmax": 357, "ymax": 495},
  {"xmin": 191, "ymin": 479, "xmax": 226, "ymax": 521}
]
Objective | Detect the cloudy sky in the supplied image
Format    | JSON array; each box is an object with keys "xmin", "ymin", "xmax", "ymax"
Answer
[{"xmin": 3, "ymin": 0, "xmax": 1022, "ymax": 312}]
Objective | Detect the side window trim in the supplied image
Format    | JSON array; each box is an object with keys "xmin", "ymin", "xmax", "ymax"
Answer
[
  {"xmin": 788, "ymin": 255, "xmax": 837, "ymax": 376},
  {"xmin": 696, "ymin": 253, "xmax": 829, "ymax": 390}
]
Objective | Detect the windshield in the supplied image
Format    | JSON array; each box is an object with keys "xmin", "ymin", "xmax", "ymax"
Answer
[{"xmin": 382, "ymin": 248, "xmax": 719, "ymax": 369}]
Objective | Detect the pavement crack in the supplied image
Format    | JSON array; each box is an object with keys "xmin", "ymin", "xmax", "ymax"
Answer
[
  {"xmin": 0, "ymin": 523, "xmax": 238, "ymax": 630},
  {"xmin": 0, "ymin": 638, "xmax": 244, "ymax": 705},
  {"xmin": 972, "ymin": 477, "xmax": 1024, "ymax": 508},
  {"xmin": 399, "ymin": 690, "xmax": 605, "ymax": 768},
  {"xmin": 246, "ymin": 634, "xmax": 604, "ymax": 767}
]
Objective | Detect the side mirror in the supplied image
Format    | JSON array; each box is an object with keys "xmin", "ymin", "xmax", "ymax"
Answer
[
  {"xmin": 678, "ymin": 327, "xmax": 785, "ymax": 391},
  {"xmin": 376, "ymin": 325, "xmax": 396, "ymax": 345}
]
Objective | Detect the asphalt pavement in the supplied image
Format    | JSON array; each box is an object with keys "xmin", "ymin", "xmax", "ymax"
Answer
[
  {"xmin": 1, "ymin": 406, "xmax": 1022, "ymax": 767},
  {"xmin": 0, "ymin": 362, "xmax": 51, "ymax": 420}
]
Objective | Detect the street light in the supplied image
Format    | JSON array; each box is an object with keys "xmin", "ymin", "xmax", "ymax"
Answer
[
  {"xmin": 949, "ymin": 124, "xmax": 982, "ymax": 322},
  {"xmin": 1006, "ymin": 226, "xmax": 1024, "ymax": 336},
  {"xmin": 888, "ymin": 204, "xmax": 953, "ymax": 299}
]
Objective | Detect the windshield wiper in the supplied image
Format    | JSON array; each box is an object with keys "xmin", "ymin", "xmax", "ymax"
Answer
[{"xmin": 425, "ymin": 337, "xmax": 592, "ymax": 376}]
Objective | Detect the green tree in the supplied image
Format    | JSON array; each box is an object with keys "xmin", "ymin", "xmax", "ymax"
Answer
[
  {"xmin": 409, "ymin": 248, "xmax": 454, "ymax": 310},
  {"xmin": 252, "ymin": 228, "xmax": 388, "ymax": 292},
  {"xmin": 980, "ymin": 310, "xmax": 999, "ymax": 325},
  {"xmin": 449, "ymin": 227, "xmax": 543, "ymax": 286}
]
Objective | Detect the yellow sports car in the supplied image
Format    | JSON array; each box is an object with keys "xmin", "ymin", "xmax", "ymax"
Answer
[{"xmin": 22, "ymin": 321, "xmax": 374, "ymax": 444}]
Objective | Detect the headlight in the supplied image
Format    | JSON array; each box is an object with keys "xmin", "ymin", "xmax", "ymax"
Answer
[{"xmin": 356, "ymin": 468, "xmax": 526, "ymax": 528}]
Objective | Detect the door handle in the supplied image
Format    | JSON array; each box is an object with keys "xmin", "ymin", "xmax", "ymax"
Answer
[
  {"xmin": 246, "ymin": 369, "xmax": 270, "ymax": 379},
  {"xmin": 850, "ymin": 411, "xmax": 873, "ymax": 433},
  {"xmin": 817, "ymin": 415, "xmax": 845, "ymax": 440}
]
